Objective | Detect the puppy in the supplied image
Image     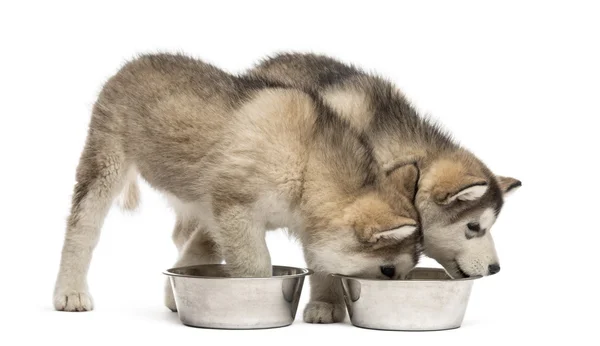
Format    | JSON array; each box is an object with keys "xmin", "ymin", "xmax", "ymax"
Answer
[
  {"xmin": 251, "ymin": 53, "xmax": 521, "ymax": 279},
  {"xmin": 54, "ymin": 54, "xmax": 421, "ymax": 324}
]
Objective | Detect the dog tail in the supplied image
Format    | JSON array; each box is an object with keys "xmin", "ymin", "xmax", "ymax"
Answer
[{"xmin": 118, "ymin": 168, "xmax": 140, "ymax": 211}]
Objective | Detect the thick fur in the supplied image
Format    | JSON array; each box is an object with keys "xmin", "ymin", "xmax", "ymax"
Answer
[
  {"xmin": 54, "ymin": 54, "xmax": 422, "ymax": 322},
  {"xmin": 251, "ymin": 53, "xmax": 521, "ymax": 280}
]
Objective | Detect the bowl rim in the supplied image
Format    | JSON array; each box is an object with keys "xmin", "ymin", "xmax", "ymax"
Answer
[
  {"xmin": 163, "ymin": 264, "xmax": 314, "ymax": 280},
  {"xmin": 330, "ymin": 267, "xmax": 482, "ymax": 282}
]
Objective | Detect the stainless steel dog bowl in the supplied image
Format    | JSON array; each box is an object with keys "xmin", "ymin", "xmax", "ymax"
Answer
[
  {"xmin": 333, "ymin": 268, "xmax": 479, "ymax": 331},
  {"xmin": 164, "ymin": 264, "xmax": 312, "ymax": 329}
]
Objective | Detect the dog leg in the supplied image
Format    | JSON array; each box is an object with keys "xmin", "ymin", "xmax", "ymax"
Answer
[
  {"xmin": 303, "ymin": 271, "xmax": 347, "ymax": 323},
  {"xmin": 54, "ymin": 131, "xmax": 128, "ymax": 311},
  {"xmin": 214, "ymin": 205, "xmax": 271, "ymax": 277},
  {"xmin": 165, "ymin": 223, "xmax": 221, "ymax": 312}
]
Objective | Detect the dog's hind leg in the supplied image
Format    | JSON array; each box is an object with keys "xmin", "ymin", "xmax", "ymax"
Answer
[
  {"xmin": 54, "ymin": 119, "xmax": 130, "ymax": 311},
  {"xmin": 164, "ymin": 222, "xmax": 222, "ymax": 311}
]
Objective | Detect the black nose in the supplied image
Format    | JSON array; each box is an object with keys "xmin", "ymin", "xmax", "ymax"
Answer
[
  {"xmin": 488, "ymin": 264, "xmax": 501, "ymax": 275},
  {"xmin": 380, "ymin": 266, "xmax": 396, "ymax": 278}
]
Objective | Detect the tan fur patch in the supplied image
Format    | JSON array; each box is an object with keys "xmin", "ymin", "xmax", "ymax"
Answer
[
  {"xmin": 322, "ymin": 87, "xmax": 373, "ymax": 132},
  {"xmin": 421, "ymin": 158, "xmax": 488, "ymax": 204},
  {"xmin": 342, "ymin": 192, "xmax": 417, "ymax": 243}
]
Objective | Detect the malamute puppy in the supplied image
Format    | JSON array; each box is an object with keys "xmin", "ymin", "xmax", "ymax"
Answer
[
  {"xmin": 251, "ymin": 53, "xmax": 521, "ymax": 280},
  {"xmin": 54, "ymin": 54, "xmax": 421, "ymax": 323}
]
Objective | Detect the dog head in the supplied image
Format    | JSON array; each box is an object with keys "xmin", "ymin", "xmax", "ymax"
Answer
[
  {"xmin": 416, "ymin": 153, "xmax": 521, "ymax": 278},
  {"xmin": 303, "ymin": 160, "xmax": 421, "ymax": 279}
]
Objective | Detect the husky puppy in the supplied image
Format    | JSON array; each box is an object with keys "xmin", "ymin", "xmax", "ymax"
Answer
[
  {"xmin": 54, "ymin": 54, "xmax": 422, "ymax": 323},
  {"xmin": 251, "ymin": 53, "xmax": 521, "ymax": 280}
]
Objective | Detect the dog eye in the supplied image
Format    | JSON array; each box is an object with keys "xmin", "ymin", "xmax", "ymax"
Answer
[{"xmin": 467, "ymin": 222, "xmax": 481, "ymax": 231}]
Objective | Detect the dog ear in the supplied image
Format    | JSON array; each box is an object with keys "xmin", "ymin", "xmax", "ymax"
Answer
[
  {"xmin": 436, "ymin": 181, "xmax": 489, "ymax": 205},
  {"xmin": 368, "ymin": 222, "xmax": 418, "ymax": 243},
  {"xmin": 344, "ymin": 193, "xmax": 418, "ymax": 243},
  {"xmin": 421, "ymin": 159, "xmax": 489, "ymax": 205},
  {"xmin": 496, "ymin": 176, "xmax": 522, "ymax": 196},
  {"xmin": 386, "ymin": 162, "xmax": 419, "ymax": 201}
]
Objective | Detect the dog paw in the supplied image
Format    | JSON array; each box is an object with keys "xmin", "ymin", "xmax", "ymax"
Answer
[
  {"xmin": 54, "ymin": 290, "xmax": 94, "ymax": 312},
  {"xmin": 303, "ymin": 301, "xmax": 346, "ymax": 323}
]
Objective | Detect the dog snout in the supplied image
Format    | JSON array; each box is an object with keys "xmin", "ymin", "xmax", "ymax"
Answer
[
  {"xmin": 488, "ymin": 263, "xmax": 501, "ymax": 275},
  {"xmin": 380, "ymin": 265, "xmax": 396, "ymax": 278}
]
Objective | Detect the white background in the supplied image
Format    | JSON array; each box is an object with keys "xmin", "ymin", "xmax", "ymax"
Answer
[{"xmin": 1, "ymin": 1, "xmax": 599, "ymax": 345}]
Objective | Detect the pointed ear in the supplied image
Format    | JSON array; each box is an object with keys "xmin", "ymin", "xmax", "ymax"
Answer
[
  {"xmin": 368, "ymin": 222, "xmax": 418, "ymax": 243},
  {"xmin": 441, "ymin": 183, "xmax": 489, "ymax": 204},
  {"xmin": 496, "ymin": 176, "xmax": 522, "ymax": 196},
  {"xmin": 386, "ymin": 162, "xmax": 419, "ymax": 201},
  {"xmin": 344, "ymin": 193, "xmax": 418, "ymax": 244},
  {"xmin": 422, "ymin": 159, "xmax": 489, "ymax": 205},
  {"xmin": 430, "ymin": 175, "xmax": 489, "ymax": 205},
  {"xmin": 432, "ymin": 174, "xmax": 488, "ymax": 205}
]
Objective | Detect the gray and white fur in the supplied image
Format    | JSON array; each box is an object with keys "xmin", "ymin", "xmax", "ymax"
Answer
[{"xmin": 250, "ymin": 52, "xmax": 522, "ymax": 280}]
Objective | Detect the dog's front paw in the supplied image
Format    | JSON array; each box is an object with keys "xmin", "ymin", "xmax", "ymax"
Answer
[
  {"xmin": 303, "ymin": 301, "xmax": 346, "ymax": 323},
  {"xmin": 53, "ymin": 289, "xmax": 93, "ymax": 312}
]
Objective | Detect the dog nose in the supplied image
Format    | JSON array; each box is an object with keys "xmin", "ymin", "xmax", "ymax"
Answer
[
  {"xmin": 380, "ymin": 266, "xmax": 396, "ymax": 278},
  {"xmin": 488, "ymin": 264, "xmax": 501, "ymax": 275}
]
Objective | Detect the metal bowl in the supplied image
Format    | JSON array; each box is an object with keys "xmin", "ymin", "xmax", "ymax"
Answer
[
  {"xmin": 333, "ymin": 268, "xmax": 480, "ymax": 331},
  {"xmin": 164, "ymin": 264, "xmax": 312, "ymax": 329}
]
